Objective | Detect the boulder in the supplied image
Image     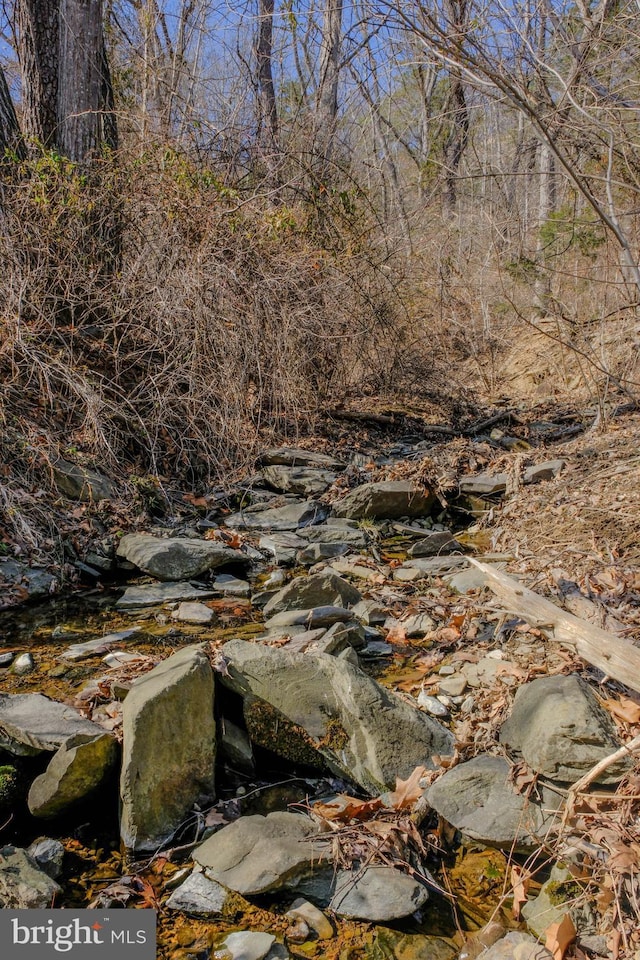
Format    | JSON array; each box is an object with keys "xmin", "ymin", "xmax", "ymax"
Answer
[
  {"xmin": 0, "ymin": 693, "xmax": 104, "ymax": 756},
  {"xmin": 194, "ymin": 812, "xmax": 330, "ymax": 895},
  {"xmin": 260, "ymin": 448, "xmax": 345, "ymax": 470},
  {"xmin": 116, "ymin": 582, "xmax": 216, "ymax": 609},
  {"xmin": 120, "ymin": 645, "xmax": 216, "ymax": 851},
  {"xmin": 297, "ymin": 542, "xmax": 351, "ymax": 565},
  {"xmin": 426, "ymin": 755, "xmax": 561, "ymax": 850},
  {"xmin": 329, "ymin": 865, "xmax": 429, "ymax": 921},
  {"xmin": 28, "ymin": 732, "xmax": 118, "ymax": 818},
  {"xmin": 52, "ymin": 458, "xmax": 114, "ymax": 501},
  {"xmin": 499, "ymin": 674, "xmax": 632, "ymax": 784},
  {"xmin": 221, "ymin": 638, "xmax": 454, "ymax": 793},
  {"xmin": 263, "ymin": 573, "xmax": 361, "ymax": 618},
  {"xmin": 116, "ymin": 533, "xmax": 245, "ymax": 581},
  {"xmin": 227, "ymin": 501, "xmax": 326, "ymax": 532},
  {"xmin": 0, "ymin": 846, "xmax": 62, "ymax": 907},
  {"xmin": 26, "ymin": 838, "xmax": 65, "ymax": 880},
  {"xmin": 165, "ymin": 871, "xmax": 237, "ymax": 916},
  {"xmin": 285, "ymin": 899, "xmax": 333, "ymax": 940},
  {"xmin": 333, "ymin": 481, "xmax": 435, "ymax": 520},
  {"xmin": 260, "ymin": 465, "xmax": 337, "ymax": 497}
]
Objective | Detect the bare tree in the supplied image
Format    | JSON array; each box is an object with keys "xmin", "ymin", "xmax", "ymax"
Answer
[
  {"xmin": 315, "ymin": 0, "xmax": 344, "ymax": 178},
  {"xmin": 0, "ymin": 62, "xmax": 24, "ymax": 157},
  {"xmin": 256, "ymin": 0, "xmax": 279, "ymax": 183},
  {"xmin": 17, "ymin": 0, "xmax": 60, "ymax": 146}
]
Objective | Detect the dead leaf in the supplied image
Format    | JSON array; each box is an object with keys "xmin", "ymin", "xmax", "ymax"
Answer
[
  {"xmin": 511, "ymin": 865, "xmax": 529, "ymax": 920},
  {"xmin": 312, "ymin": 795, "xmax": 383, "ymax": 822},
  {"xmin": 545, "ymin": 913, "xmax": 576, "ymax": 960},
  {"xmin": 604, "ymin": 696, "xmax": 640, "ymax": 725},
  {"xmin": 386, "ymin": 624, "xmax": 408, "ymax": 644},
  {"xmin": 386, "ymin": 765, "xmax": 427, "ymax": 811}
]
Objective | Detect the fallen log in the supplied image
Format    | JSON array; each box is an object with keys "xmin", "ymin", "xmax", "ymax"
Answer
[{"xmin": 469, "ymin": 558, "xmax": 640, "ymax": 695}]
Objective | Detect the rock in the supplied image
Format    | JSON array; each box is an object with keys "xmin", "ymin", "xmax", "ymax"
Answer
[
  {"xmin": 28, "ymin": 732, "xmax": 118, "ymax": 818},
  {"xmin": 0, "ymin": 693, "xmax": 104, "ymax": 756},
  {"xmin": 437, "ymin": 675, "xmax": 467, "ymax": 697},
  {"xmin": 524, "ymin": 460, "xmax": 566, "ymax": 484},
  {"xmin": 172, "ymin": 602, "xmax": 215, "ymax": 624},
  {"xmin": 260, "ymin": 448, "xmax": 345, "ymax": 470},
  {"xmin": 264, "ymin": 606, "xmax": 353, "ymax": 632},
  {"xmin": 417, "ymin": 692, "xmax": 449, "ymax": 718},
  {"xmin": 221, "ymin": 638, "xmax": 454, "ymax": 793},
  {"xmin": 263, "ymin": 572, "xmax": 361, "ymax": 617},
  {"xmin": 26, "ymin": 838, "xmax": 65, "ymax": 880},
  {"xmin": 460, "ymin": 657, "xmax": 517, "ymax": 688},
  {"xmin": 52, "ymin": 458, "xmax": 114, "ymax": 501},
  {"xmin": 117, "ymin": 582, "xmax": 216, "ymax": 609},
  {"xmin": 61, "ymin": 628, "xmax": 143, "ymax": 661},
  {"xmin": 384, "ymin": 613, "xmax": 435, "ymax": 638},
  {"xmin": 216, "ymin": 931, "xmax": 276, "ymax": 960},
  {"xmin": 426, "ymin": 755, "xmax": 561, "ymax": 850},
  {"xmin": 352, "ymin": 599, "xmax": 387, "ymax": 624},
  {"xmin": 459, "ymin": 922, "xmax": 507, "ymax": 960},
  {"xmin": 166, "ymin": 871, "xmax": 235, "ymax": 916},
  {"xmin": 120, "ymin": 645, "xmax": 216, "ymax": 851},
  {"xmin": 408, "ymin": 532, "xmax": 463, "ymax": 557},
  {"xmin": 333, "ymin": 481, "xmax": 435, "ymax": 520},
  {"xmin": 12, "ymin": 652, "xmax": 35, "ymax": 675},
  {"xmin": 0, "ymin": 559, "xmax": 59, "ymax": 603},
  {"xmin": 394, "ymin": 556, "xmax": 467, "ymax": 581},
  {"xmin": 213, "ymin": 574, "xmax": 251, "ymax": 598},
  {"xmin": 479, "ymin": 932, "xmax": 552, "ymax": 960},
  {"xmin": 521, "ymin": 865, "xmax": 576, "ymax": 939},
  {"xmin": 0, "ymin": 765, "xmax": 19, "ymax": 816},
  {"xmin": 0, "ymin": 652, "xmax": 14, "ymax": 667},
  {"xmin": 194, "ymin": 812, "xmax": 329, "ymax": 896},
  {"xmin": 0, "ymin": 845, "xmax": 62, "ymax": 907},
  {"xmin": 317, "ymin": 620, "xmax": 365, "ymax": 651},
  {"xmin": 227, "ymin": 501, "xmax": 327, "ymax": 532},
  {"xmin": 302, "ymin": 524, "xmax": 368, "ymax": 548},
  {"xmin": 330, "ymin": 559, "xmax": 390, "ymax": 581},
  {"xmin": 219, "ymin": 718, "xmax": 254, "ymax": 772},
  {"xmin": 260, "ymin": 465, "xmax": 337, "ymax": 497},
  {"xmin": 375, "ymin": 930, "xmax": 456, "ymax": 960},
  {"xmin": 285, "ymin": 899, "xmax": 333, "ymax": 940},
  {"xmin": 458, "ymin": 474, "xmax": 508, "ymax": 496},
  {"xmin": 259, "ymin": 533, "xmax": 308, "ymax": 564},
  {"xmin": 265, "ymin": 628, "xmax": 328, "ymax": 652},
  {"xmin": 447, "ymin": 566, "xmax": 489, "ymax": 593},
  {"xmin": 297, "ymin": 542, "xmax": 350, "ymax": 564},
  {"xmin": 329, "ymin": 865, "xmax": 428, "ymax": 921},
  {"xmin": 499, "ymin": 674, "xmax": 632, "ymax": 784},
  {"xmin": 117, "ymin": 533, "xmax": 246, "ymax": 581}
]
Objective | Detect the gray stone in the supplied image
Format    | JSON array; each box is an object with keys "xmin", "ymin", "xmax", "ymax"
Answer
[
  {"xmin": 447, "ymin": 567, "xmax": 489, "ymax": 593},
  {"xmin": 329, "ymin": 865, "xmax": 428, "ymax": 921},
  {"xmin": 194, "ymin": 812, "xmax": 329, "ymax": 895},
  {"xmin": 318, "ymin": 620, "xmax": 365, "ymax": 651},
  {"xmin": 500, "ymin": 674, "xmax": 632, "ymax": 785},
  {"xmin": 259, "ymin": 533, "xmax": 308, "ymax": 564},
  {"xmin": 458, "ymin": 474, "xmax": 508, "ymax": 496},
  {"xmin": 333, "ymin": 481, "xmax": 435, "ymax": 520},
  {"xmin": 0, "ymin": 560, "xmax": 58, "ymax": 602},
  {"xmin": 301, "ymin": 524, "xmax": 368, "ymax": 548},
  {"xmin": 52, "ymin": 459, "xmax": 114, "ymax": 501},
  {"xmin": 384, "ymin": 613, "xmax": 435, "ymax": 638},
  {"xmin": 27, "ymin": 838, "xmax": 65, "ymax": 880},
  {"xmin": 263, "ymin": 573, "xmax": 361, "ymax": 617},
  {"xmin": 524, "ymin": 460, "xmax": 566, "ymax": 484},
  {"xmin": 28, "ymin": 732, "xmax": 118, "ymax": 818},
  {"xmin": 417, "ymin": 692, "xmax": 450, "ymax": 718},
  {"xmin": 166, "ymin": 871, "xmax": 234, "ymax": 916},
  {"xmin": 219, "ymin": 718, "xmax": 254, "ymax": 772},
  {"xmin": 213, "ymin": 574, "xmax": 251, "ymax": 598},
  {"xmin": 285, "ymin": 899, "xmax": 333, "ymax": 940},
  {"xmin": 260, "ymin": 448, "xmax": 345, "ymax": 470},
  {"xmin": 408, "ymin": 532, "xmax": 463, "ymax": 557},
  {"xmin": 0, "ymin": 846, "xmax": 62, "ymax": 907},
  {"xmin": 61, "ymin": 628, "xmax": 143, "ymax": 661},
  {"xmin": 426, "ymin": 755, "xmax": 562, "ymax": 850},
  {"xmin": 297, "ymin": 542, "xmax": 350, "ymax": 564},
  {"xmin": 351, "ymin": 599, "xmax": 387, "ymax": 624},
  {"xmin": 0, "ymin": 693, "xmax": 104, "ymax": 756},
  {"xmin": 172, "ymin": 602, "xmax": 215, "ymax": 624},
  {"xmin": 263, "ymin": 629, "xmax": 328, "ymax": 652},
  {"xmin": 437, "ymin": 676, "xmax": 467, "ymax": 697},
  {"xmin": 264, "ymin": 606, "xmax": 353, "ymax": 632},
  {"xmin": 227, "ymin": 501, "xmax": 326, "ymax": 532},
  {"xmin": 0, "ymin": 652, "xmax": 14, "ymax": 667},
  {"xmin": 260, "ymin": 465, "xmax": 337, "ymax": 497},
  {"xmin": 217, "ymin": 931, "xmax": 276, "ymax": 960},
  {"xmin": 221, "ymin": 639, "xmax": 454, "ymax": 793},
  {"xmin": 117, "ymin": 533, "xmax": 246, "ymax": 581},
  {"xmin": 116, "ymin": 582, "xmax": 216, "ymax": 609},
  {"xmin": 521, "ymin": 866, "xmax": 576, "ymax": 939},
  {"xmin": 394, "ymin": 556, "xmax": 467, "ymax": 581},
  {"xmin": 480, "ymin": 933, "xmax": 552, "ymax": 960},
  {"xmin": 120, "ymin": 645, "xmax": 216, "ymax": 851},
  {"xmin": 12, "ymin": 653, "xmax": 35, "ymax": 675}
]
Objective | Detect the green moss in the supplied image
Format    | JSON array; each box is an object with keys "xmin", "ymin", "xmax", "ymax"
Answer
[
  {"xmin": 546, "ymin": 880, "xmax": 581, "ymax": 906},
  {"xmin": 0, "ymin": 764, "xmax": 19, "ymax": 815}
]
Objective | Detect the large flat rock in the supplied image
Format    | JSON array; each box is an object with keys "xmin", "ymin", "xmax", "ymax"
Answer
[
  {"xmin": 499, "ymin": 674, "xmax": 632, "ymax": 784},
  {"xmin": 260, "ymin": 465, "xmax": 337, "ymax": 496},
  {"xmin": 263, "ymin": 572, "xmax": 362, "ymax": 617},
  {"xmin": 333, "ymin": 481, "xmax": 435, "ymax": 520},
  {"xmin": 221, "ymin": 638, "xmax": 454, "ymax": 793},
  {"xmin": 0, "ymin": 694, "xmax": 105, "ymax": 756},
  {"xmin": 116, "ymin": 582, "xmax": 216, "ymax": 609},
  {"xmin": 226, "ymin": 500, "xmax": 327, "ymax": 531},
  {"xmin": 120, "ymin": 645, "xmax": 216, "ymax": 851},
  {"xmin": 117, "ymin": 534, "xmax": 246, "ymax": 581},
  {"xmin": 329, "ymin": 865, "xmax": 429, "ymax": 921}
]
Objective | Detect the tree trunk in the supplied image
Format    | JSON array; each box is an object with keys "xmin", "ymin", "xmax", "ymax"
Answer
[
  {"xmin": 58, "ymin": 0, "xmax": 117, "ymax": 162},
  {"xmin": 17, "ymin": 0, "xmax": 60, "ymax": 147},
  {"xmin": 315, "ymin": 0, "xmax": 343, "ymax": 180},
  {"xmin": 0, "ymin": 64, "xmax": 25, "ymax": 158},
  {"xmin": 256, "ymin": 0, "xmax": 279, "ymax": 185},
  {"xmin": 443, "ymin": 0, "xmax": 469, "ymax": 210}
]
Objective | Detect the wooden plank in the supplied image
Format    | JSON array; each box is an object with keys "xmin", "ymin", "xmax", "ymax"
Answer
[{"xmin": 469, "ymin": 558, "xmax": 640, "ymax": 694}]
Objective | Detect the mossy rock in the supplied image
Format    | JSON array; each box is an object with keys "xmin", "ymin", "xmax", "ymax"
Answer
[{"xmin": 0, "ymin": 765, "xmax": 20, "ymax": 815}]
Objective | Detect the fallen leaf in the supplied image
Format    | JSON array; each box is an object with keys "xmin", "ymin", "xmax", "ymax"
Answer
[
  {"xmin": 604, "ymin": 696, "xmax": 640, "ymax": 725},
  {"xmin": 511, "ymin": 865, "xmax": 529, "ymax": 920},
  {"xmin": 386, "ymin": 765, "xmax": 427, "ymax": 810},
  {"xmin": 386, "ymin": 624, "xmax": 408, "ymax": 644},
  {"xmin": 312, "ymin": 795, "xmax": 383, "ymax": 822},
  {"xmin": 545, "ymin": 913, "xmax": 576, "ymax": 960}
]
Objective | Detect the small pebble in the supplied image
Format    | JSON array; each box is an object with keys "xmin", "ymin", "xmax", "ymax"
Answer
[
  {"xmin": 438, "ymin": 665, "xmax": 456, "ymax": 676},
  {"xmin": 486, "ymin": 649, "xmax": 505, "ymax": 660},
  {"xmin": 12, "ymin": 652, "xmax": 35, "ymax": 675},
  {"xmin": 418, "ymin": 691, "xmax": 449, "ymax": 717},
  {"xmin": 285, "ymin": 919, "xmax": 309, "ymax": 944}
]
